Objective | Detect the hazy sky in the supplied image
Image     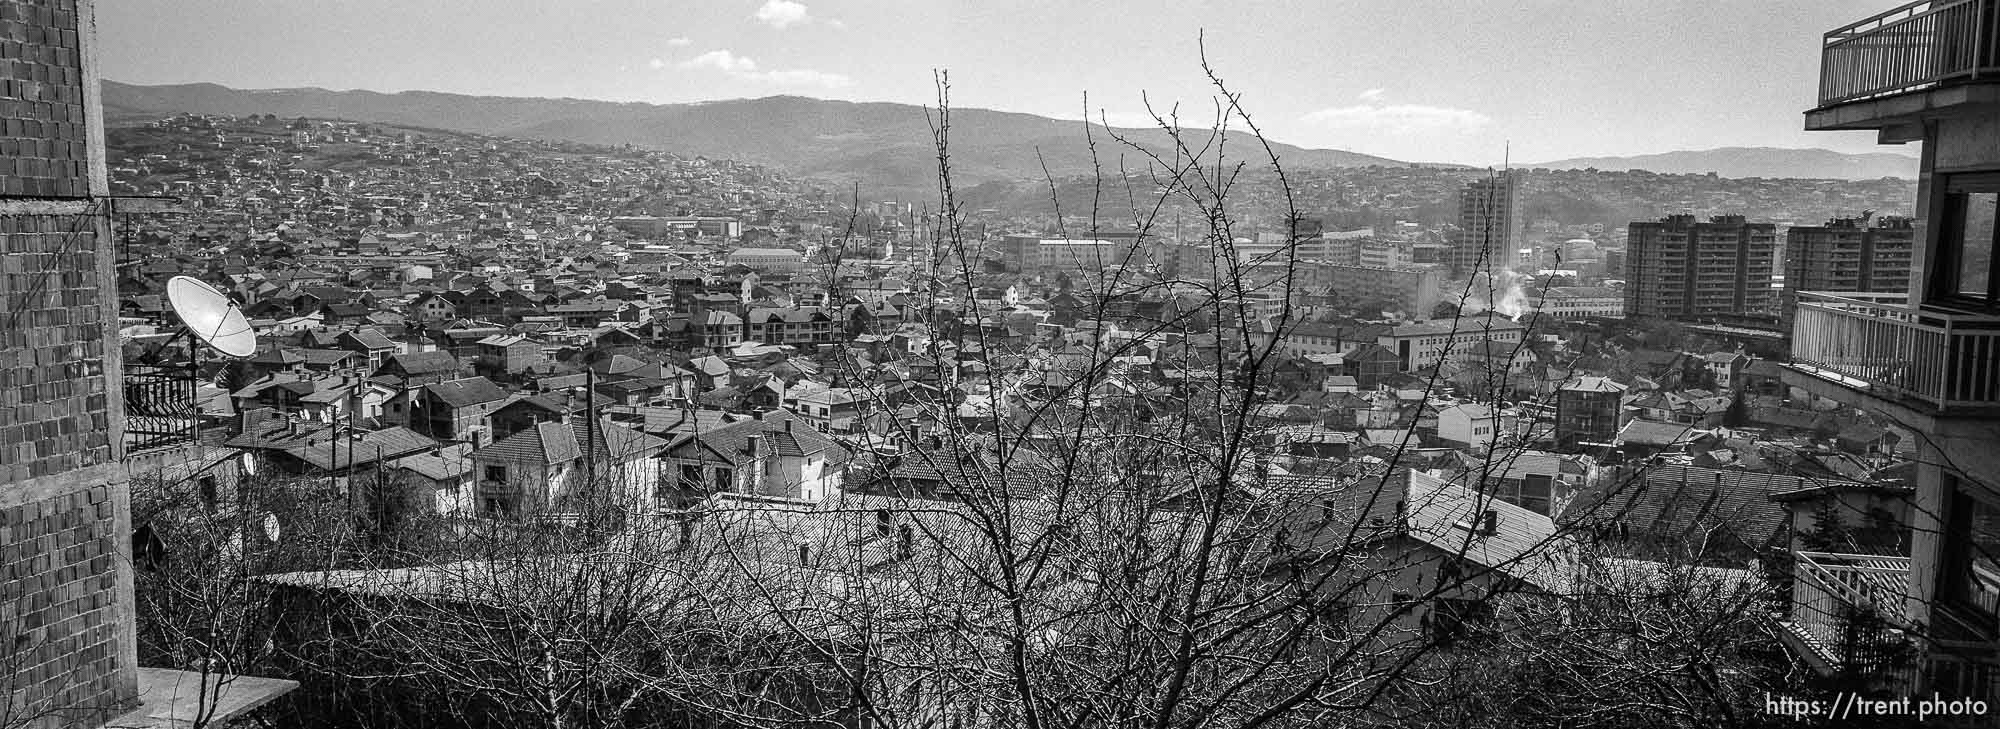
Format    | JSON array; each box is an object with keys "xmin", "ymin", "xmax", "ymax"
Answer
[{"xmin": 99, "ymin": 0, "xmax": 1910, "ymax": 166}]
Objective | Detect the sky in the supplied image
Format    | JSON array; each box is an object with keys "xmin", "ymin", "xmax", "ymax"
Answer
[{"xmin": 98, "ymin": 0, "xmax": 1911, "ymax": 166}]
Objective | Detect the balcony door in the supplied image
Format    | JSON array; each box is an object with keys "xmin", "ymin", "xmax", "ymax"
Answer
[{"xmin": 1930, "ymin": 173, "xmax": 2000, "ymax": 309}]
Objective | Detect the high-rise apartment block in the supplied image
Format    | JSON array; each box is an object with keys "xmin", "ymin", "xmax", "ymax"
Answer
[
  {"xmin": 1623, "ymin": 214, "xmax": 1778, "ymax": 321},
  {"xmin": 1783, "ymin": 215, "xmax": 1917, "ymax": 298},
  {"xmin": 1450, "ymin": 171, "xmax": 1523, "ymax": 278}
]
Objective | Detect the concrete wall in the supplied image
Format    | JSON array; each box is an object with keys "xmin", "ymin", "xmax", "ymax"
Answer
[{"xmin": 0, "ymin": 1, "xmax": 138, "ymax": 726}]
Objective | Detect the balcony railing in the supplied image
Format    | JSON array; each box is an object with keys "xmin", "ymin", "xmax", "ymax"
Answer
[
  {"xmin": 124, "ymin": 361, "xmax": 201, "ymax": 453},
  {"xmin": 1788, "ymin": 292, "xmax": 2000, "ymax": 413},
  {"xmin": 1788, "ymin": 551, "xmax": 1917, "ymax": 676},
  {"xmin": 1819, "ymin": 0, "xmax": 2000, "ymax": 106}
]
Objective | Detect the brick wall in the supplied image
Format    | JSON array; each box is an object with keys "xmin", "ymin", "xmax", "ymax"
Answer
[
  {"xmin": 0, "ymin": 213, "xmax": 112, "ymax": 482},
  {"xmin": 0, "ymin": 1, "xmax": 133, "ymax": 726},
  {"xmin": 0, "ymin": 487, "xmax": 123, "ymax": 728},
  {"xmin": 0, "ymin": 0, "xmax": 91, "ymax": 198}
]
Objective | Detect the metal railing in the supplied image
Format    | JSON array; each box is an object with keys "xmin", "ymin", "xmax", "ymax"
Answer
[
  {"xmin": 1789, "ymin": 292, "xmax": 2000, "ymax": 412},
  {"xmin": 1790, "ymin": 551, "xmax": 1917, "ymax": 678},
  {"xmin": 1819, "ymin": 0, "xmax": 2000, "ymax": 106},
  {"xmin": 123, "ymin": 361, "xmax": 201, "ymax": 453}
]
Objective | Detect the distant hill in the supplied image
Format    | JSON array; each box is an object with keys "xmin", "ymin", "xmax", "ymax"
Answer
[
  {"xmin": 1523, "ymin": 147, "xmax": 1918, "ymax": 180},
  {"xmin": 101, "ymin": 81, "xmax": 1406, "ymax": 195}
]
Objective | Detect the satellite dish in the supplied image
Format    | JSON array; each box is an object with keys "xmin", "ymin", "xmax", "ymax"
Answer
[{"xmin": 165, "ymin": 276, "xmax": 257, "ymax": 358}]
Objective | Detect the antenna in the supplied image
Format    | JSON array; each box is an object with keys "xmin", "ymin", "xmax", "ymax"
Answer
[{"xmin": 165, "ymin": 275, "xmax": 258, "ymax": 358}]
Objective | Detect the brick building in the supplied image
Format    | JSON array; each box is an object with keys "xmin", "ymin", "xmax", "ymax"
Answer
[{"xmin": 0, "ymin": 3, "xmax": 293, "ymax": 725}]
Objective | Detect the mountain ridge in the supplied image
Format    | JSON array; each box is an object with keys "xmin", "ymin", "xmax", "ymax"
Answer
[
  {"xmin": 101, "ymin": 82, "xmax": 1920, "ymax": 190},
  {"xmin": 100, "ymin": 81, "xmax": 1404, "ymax": 196},
  {"xmin": 1522, "ymin": 146, "xmax": 1918, "ymax": 180}
]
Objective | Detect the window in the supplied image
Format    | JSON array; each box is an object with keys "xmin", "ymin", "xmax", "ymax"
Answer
[
  {"xmin": 1942, "ymin": 477, "xmax": 2000, "ymax": 632},
  {"xmin": 875, "ymin": 508, "xmax": 894, "ymax": 538},
  {"xmin": 1931, "ymin": 174, "xmax": 2000, "ymax": 307},
  {"xmin": 484, "ymin": 465, "xmax": 507, "ymax": 482}
]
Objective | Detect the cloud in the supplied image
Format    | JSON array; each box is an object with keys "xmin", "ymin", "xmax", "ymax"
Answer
[
  {"xmin": 754, "ymin": 0, "xmax": 813, "ymax": 28},
  {"xmin": 648, "ymin": 58, "xmax": 667, "ymax": 70},
  {"xmin": 681, "ymin": 49, "xmax": 759, "ymax": 73},
  {"xmin": 675, "ymin": 49, "xmax": 851, "ymax": 88},
  {"xmin": 1301, "ymin": 99, "xmax": 1492, "ymax": 137},
  {"xmin": 665, "ymin": 36, "xmax": 693, "ymax": 47}
]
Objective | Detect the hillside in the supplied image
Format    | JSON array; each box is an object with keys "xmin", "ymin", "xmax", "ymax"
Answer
[
  {"xmin": 102, "ymin": 81, "xmax": 1405, "ymax": 195},
  {"xmin": 1524, "ymin": 147, "xmax": 1918, "ymax": 180}
]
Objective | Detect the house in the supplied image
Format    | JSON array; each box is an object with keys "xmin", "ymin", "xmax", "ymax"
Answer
[
  {"xmin": 411, "ymin": 377, "xmax": 509, "ymax": 445},
  {"xmin": 376, "ymin": 351, "xmax": 464, "ymax": 388},
  {"xmin": 471, "ymin": 415, "xmax": 668, "ymax": 516},
  {"xmin": 475, "ymin": 333, "xmax": 543, "ymax": 374},
  {"xmin": 386, "ymin": 442, "xmax": 478, "ymax": 517},
  {"xmin": 1268, "ymin": 470, "xmax": 1572, "ymax": 649},
  {"xmin": 1702, "ymin": 351, "xmax": 1750, "ymax": 390},
  {"xmin": 336, "ymin": 328, "xmax": 399, "ymax": 371},
  {"xmin": 408, "ymin": 290, "xmax": 458, "ymax": 322},
  {"xmin": 658, "ymin": 411, "xmax": 850, "ymax": 508},
  {"xmin": 1436, "ymin": 403, "xmax": 1503, "ymax": 451}
]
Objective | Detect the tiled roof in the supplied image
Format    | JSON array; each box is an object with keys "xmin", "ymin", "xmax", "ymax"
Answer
[
  {"xmin": 1401, "ymin": 470, "xmax": 1569, "ymax": 592},
  {"xmin": 1559, "ymin": 463, "xmax": 1803, "ymax": 551},
  {"xmin": 389, "ymin": 442, "xmax": 476, "ymax": 482},
  {"xmin": 285, "ymin": 427, "xmax": 437, "ymax": 471},
  {"xmin": 424, "ymin": 377, "xmax": 509, "ymax": 408},
  {"xmin": 574, "ymin": 416, "xmax": 669, "ymax": 463},
  {"xmin": 385, "ymin": 350, "xmax": 462, "ymax": 375},
  {"xmin": 478, "ymin": 421, "xmax": 582, "ymax": 465}
]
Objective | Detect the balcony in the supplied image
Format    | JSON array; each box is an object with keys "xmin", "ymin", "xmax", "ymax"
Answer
[
  {"xmin": 1782, "ymin": 551, "xmax": 1918, "ymax": 678},
  {"xmin": 1819, "ymin": 0, "xmax": 2000, "ymax": 107},
  {"xmin": 1786, "ymin": 291, "xmax": 2000, "ymax": 415}
]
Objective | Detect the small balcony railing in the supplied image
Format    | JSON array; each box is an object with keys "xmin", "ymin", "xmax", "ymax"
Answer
[
  {"xmin": 124, "ymin": 361, "xmax": 201, "ymax": 453},
  {"xmin": 1788, "ymin": 292, "xmax": 2000, "ymax": 413},
  {"xmin": 1819, "ymin": 0, "xmax": 2000, "ymax": 106},
  {"xmin": 1788, "ymin": 551, "xmax": 1917, "ymax": 674}
]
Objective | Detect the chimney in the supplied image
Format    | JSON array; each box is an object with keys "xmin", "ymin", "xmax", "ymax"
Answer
[
  {"xmin": 746, "ymin": 433, "xmax": 761, "ymax": 459},
  {"xmin": 1479, "ymin": 509, "xmax": 1499, "ymax": 536},
  {"xmin": 784, "ymin": 418, "xmax": 793, "ymax": 434}
]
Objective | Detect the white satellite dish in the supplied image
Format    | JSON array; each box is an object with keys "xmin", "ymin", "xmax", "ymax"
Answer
[{"xmin": 165, "ymin": 275, "xmax": 258, "ymax": 358}]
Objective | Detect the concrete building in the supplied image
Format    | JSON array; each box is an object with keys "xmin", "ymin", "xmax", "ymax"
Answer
[
  {"xmin": 1450, "ymin": 171, "xmax": 1523, "ymax": 278},
  {"xmin": 725, "ymin": 247, "xmax": 807, "ymax": 275},
  {"xmin": 610, "ymin": 215, "xmax": 741, "ymax": 238},
  {"xmin": 1554, "ymin": 376, "xmax": 1627, "ymax": 451},
  {"xmin": 1624, "ymin": 214, "xmax": 1779, "ymax": 321},
  {"xmin": 1781, "ymin": 215, "xmax": 1917, "ymax": 322},
  {"xmin": 1777, "ymin": 3, "xmax": 2000, "ymax": 699},
  {"xmin": 1533, "ymin": 286, "xmax": 1625, "ymax": 320},
  {"xmin": 1308, "ymin": 262, "xmax": 1447, "ymax": 318},
  {"xmin": 1376, "ymin": 314, "xmax": 1527, "ymax": 372}
]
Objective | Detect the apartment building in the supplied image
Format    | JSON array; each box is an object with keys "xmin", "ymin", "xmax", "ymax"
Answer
[
  {"xmin": 1307, "ymin": 262, "xmax": 1447, "ymax": 318},
  {"xmin": 725, "ymin": 247, "xmax": 806, "ymax": 275},
  {"xmin": 1624, "ymin": 214, "xmax": 1779, "ymax": 321},
  {"xmin": 1782, "ymin": 215, "xmax": 1917, "ymax": 324},
  {"xmin": 1450, "ymin": 171, "xmax": 1524, "ymax": 278},
  {"xmin": 1778, "ymin": 0, "xmax": 2000, "ymax": 700}
]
